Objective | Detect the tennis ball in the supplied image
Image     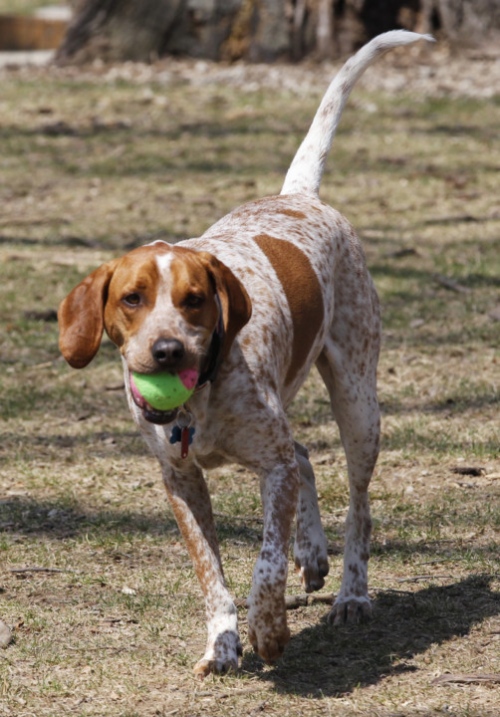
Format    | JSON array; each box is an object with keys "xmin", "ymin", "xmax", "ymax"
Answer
[{"xmin": 131, "ymin": 368, "xmax": 198, "ymax": 411}]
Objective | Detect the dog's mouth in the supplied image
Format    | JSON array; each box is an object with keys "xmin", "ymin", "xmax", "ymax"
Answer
[{"xmin": 129, "ymin": 375, "xmax": 180, "ymax": 426}]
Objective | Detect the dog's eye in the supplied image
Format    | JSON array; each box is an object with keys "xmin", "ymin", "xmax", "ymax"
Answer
[
  {"xmin": 122, "ymin": 293, "xmax": 141, "ymax": 307},
  {"xmin": 184, "ymin": 293, "xmax": 205, "ymax": 309}
]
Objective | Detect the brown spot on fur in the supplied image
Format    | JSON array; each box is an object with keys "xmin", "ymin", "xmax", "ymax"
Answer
[
  {"xmin": 253, "ymin": 234, "xmax": 324, "ymax": 385},
  {"xmin": 276, "ymin": 208, "xmax": 306, "ymax": 219}
]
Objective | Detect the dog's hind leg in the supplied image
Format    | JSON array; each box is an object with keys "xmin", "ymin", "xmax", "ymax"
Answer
[
  {"xmin": 293, "ymin": 441, "xmax": 330, "ymax": 593},
  {"xmin": 316, "ymin": 345, "xmax": 380, "ymax": 623},
  {"xmin": 316, "ymin": 276, "xmax": 381, "ymax": 624}
]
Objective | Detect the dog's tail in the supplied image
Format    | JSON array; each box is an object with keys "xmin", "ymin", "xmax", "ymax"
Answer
[{"xmin": 281, "ymin": 30, "xmax": 434, "ymax": 197}]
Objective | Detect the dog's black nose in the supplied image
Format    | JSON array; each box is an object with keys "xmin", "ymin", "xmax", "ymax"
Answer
[{"xmin": 151, "ymin": 338, "xmax": 185, "ymax": 368}]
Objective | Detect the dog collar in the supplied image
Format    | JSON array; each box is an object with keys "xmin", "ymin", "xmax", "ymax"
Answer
[
  {"xmin": 197, "ymin": 293, "xmax": 224, "ymax": 389},
  {"xmin": 170, "ymin": 294, "xmax": 223, "ymax": 459}
]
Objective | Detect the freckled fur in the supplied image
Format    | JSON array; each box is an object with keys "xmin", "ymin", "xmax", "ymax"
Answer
[{"xmin": 58, "ymin": 31, "xmax": 432, "ymax": 678}]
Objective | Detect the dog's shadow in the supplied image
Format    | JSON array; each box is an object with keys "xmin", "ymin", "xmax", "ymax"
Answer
[{"xmin": 241, "ymin": 574, "xmax": 500, "ymax": 696}]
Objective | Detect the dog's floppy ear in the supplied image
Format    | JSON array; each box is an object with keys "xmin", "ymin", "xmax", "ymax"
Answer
[
  {"xmin": 199, "ymin": 252, "xmax": 252, "ymax": 357},
  {"xmin": 58, "ymin": 261, "xmax": 116, "ymax": 369}
]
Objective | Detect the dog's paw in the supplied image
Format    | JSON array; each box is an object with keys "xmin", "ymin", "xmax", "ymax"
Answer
[
  {"xmin": 248, "ymin": 622, "xmax": 290, "ymax": 663},
  {"xmin": 294, "ymin": 548, "xmax": 329, "ymax": 593},
  {"xmin": 247, "ymin": 600, "xmax": 290, "ymax": 663},
  {"xmin": 328, "ymin": 595, "xmax": 372, "ymax": 626},
  {"xmin": 193, "ymin": 630, "xmax": 242, "ymax": 678}
]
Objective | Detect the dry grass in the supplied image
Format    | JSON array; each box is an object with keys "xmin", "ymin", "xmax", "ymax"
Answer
[
  {"xmin": 0, "ymin": 1, "xmax": 54, "ymax": 15},
  {"xmin": 0, "ymin": 53, "xmax": 499, "ymax": 717}
]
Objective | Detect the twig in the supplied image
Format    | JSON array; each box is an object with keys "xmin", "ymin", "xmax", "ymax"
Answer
[
  {"xmin": 451, "ymin": 466, "xmax": 485, "ymax": 477},
  {"xmin": 384, "ymin": 247, "xmax": 418, "ymax": 259},
  {"xmin": 195, "ymin": 686, "xmax": 265, "ymax": 698},
  {"xmin": 396, "ymin": 575, "xmax": 452, "ymax": 583},
  {"xmin": 433, "ymin": 274, "xmax": 471, "ymax": 294},
  {"xmin": 213, "ymin": 512, "xmax": 263, "ymax": 524},
  {"xmin": 432, "ymin": 673, "xmax": 500, "ymax": 685},
  {"xmin": 0, "ymin": 217, "xmax": 64, "ymax": 227},
  {"xmin": 66, "ymin": 646, "xmax": 127, "ymax": 654},
  {"xmin": 235, "ymin": 592, "xmax": 334, "ymax": 610},
  {"xmin": 9, "ymin": 567, "xmax": 72, "ymax": 574},
  {"xmin": 285, "ymin": 593, "xmax": 334, "ymax": 609},
  {"xmin": 105, "ymin": 382, "xmax": 125, "ymax": 392},
  {"xmin": 249, "ymin": 700, "xmax": 269, "ymax": 716},
  {"xmin": 26, "ymin": 360, "xmax": 56, "ymax": 370},
  {"xmin": 425, "ymin": 214, "xmax": 479, "ymax": 226}
]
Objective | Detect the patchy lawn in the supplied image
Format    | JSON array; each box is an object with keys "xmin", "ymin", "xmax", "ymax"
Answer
[{"xmin": 0, "ymin": 49, "xmax": 499, "ymax": 716}]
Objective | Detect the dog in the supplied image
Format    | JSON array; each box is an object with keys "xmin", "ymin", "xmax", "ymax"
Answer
[{"xmin": 58, "ymin": 31, "xmax": 433, "ymax": 676}]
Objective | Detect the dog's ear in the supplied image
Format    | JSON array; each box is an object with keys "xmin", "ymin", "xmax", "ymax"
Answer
[
  {"xmin": 58, "ymin": 261, "xmax": 116, "ymax": 369},
  {"xmin": 198, "ymin": 252, "xmax": 252, "ymax": 357}
]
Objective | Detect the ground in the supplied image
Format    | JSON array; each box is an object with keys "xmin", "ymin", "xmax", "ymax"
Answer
[{"xmin": 0, "ymin": 42, "xmax": 499, "ymax": 716}]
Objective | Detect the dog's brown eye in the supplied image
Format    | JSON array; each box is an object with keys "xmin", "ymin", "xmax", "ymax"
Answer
[
  {"xmin": 123, "ymin": 293, "xmax": 141, "ymax": 307},
  {"xmin": 184, "ymin": 293, "xmax": 204, "ymax": 309}
]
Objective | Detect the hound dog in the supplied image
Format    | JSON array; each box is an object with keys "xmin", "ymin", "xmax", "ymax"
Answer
[{"xmin": 58, "ymin": 31, "xmax": 433, "ymax": 676}]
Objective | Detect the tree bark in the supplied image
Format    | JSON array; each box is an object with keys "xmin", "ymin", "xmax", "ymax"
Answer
[
  {"xmin": 56, "ymin": 0, "xmax": 183, "ymax": 64},
  {"xmin": 428, "ymin": 0, "xmax": 500, "ymax": 45},
  {"xmin": 55, "ymin": 0, "xmax": 500, "ymax": 65}
]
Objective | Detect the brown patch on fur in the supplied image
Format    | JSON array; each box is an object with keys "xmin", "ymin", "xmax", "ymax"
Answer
[
  {"xmin": 276, "ymin": 208, "xmax": 306, "ymax": 219},
  {"xmin": 104, "ymin": 246, "xmax": 166, "ymax": 349},
  {"xmin": 59, "ymin": 244, "xmax": 171, "ymax": 368},
  {"xmin": 59, "ymin": 260, "xmax": 117, "ymax": 368},
  {"xmin": 195, "ymin": 250, "xmax": 252, "ymax": 359},
  {"xmin": 169, "ymin": 249, "xmax": 220, "ymax": 336},
  {"xmin": 253, "ymin": 234, "xmax": 324, "ymax": 385}
]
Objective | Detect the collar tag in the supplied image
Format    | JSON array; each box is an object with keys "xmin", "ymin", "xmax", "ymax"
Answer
[{"xmin": 169, "ymin": 409, "xmax": 195, "ymax": 459}]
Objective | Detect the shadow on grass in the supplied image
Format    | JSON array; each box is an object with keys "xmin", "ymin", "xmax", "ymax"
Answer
[
  {"xmin": 0, "ymin": 495, "xmax": 262, "ymax": 544},
  {"xmin": 242, "ymin": 574, "xmax": 500, "ymax": 698},
  {"xmin": 0, "ymin": 496, "xmax": 177, "ymax": 539},
  {"xmin": 380, "ymin": 387, "xmax": 500, "ymax": 417},
  {"xmin": 371, "ymin": 262, "xmax": 500, "ymax": 289},
  {"xmin": 0, "ymin": 119, "xmax": 294, "ymax": 182},
  {"xmin": 0, "ymin": 429, "xmax": 149, "ymax": 460}
]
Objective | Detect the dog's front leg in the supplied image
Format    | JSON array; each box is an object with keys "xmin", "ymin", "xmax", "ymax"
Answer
[
  {"xmin": 162, "ymin": 464, "xmax": 241, "ymax": 677},
  {"xmin": 247, "ymin": 458, "xmax": 299, "ymax": 663}
]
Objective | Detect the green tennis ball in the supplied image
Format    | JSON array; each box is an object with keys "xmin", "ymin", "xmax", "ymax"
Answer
[{"xmin": 131, "ymin": 369, "xmax": 197, "ymax": 411}]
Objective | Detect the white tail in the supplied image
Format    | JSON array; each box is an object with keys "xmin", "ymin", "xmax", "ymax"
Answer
[{"xmin": 281, "ymin": 30, "xmax": 434, "ymax": 197}]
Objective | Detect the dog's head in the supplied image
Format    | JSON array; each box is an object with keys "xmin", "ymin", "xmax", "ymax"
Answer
[{"xmin": 58, "ymin": 243, "xmax": 252, "ymax": 416}]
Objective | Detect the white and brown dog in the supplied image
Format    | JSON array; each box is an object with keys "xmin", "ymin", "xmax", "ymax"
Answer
[{"xmin": 59, "ymin": 31, "xmax": 432, "ymax": 676}]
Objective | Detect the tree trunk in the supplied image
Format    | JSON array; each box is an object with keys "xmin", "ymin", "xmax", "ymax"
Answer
[
  {"xmin": 55, "ymin": 0, "xmax": 183, "ymax": 64},
  {"xmin": 55, "ymin": 0, "xmax": 500, "ymax": 65},
  {"xmin": 429, "ymin": 0, "xmax": 500, "ymax": 45}
]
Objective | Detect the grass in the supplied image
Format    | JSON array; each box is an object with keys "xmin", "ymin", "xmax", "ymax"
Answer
[
  {"xmin": 0, "ymin": 54, "xmax": 499, "ymax": 717},
  {"xmin": 0, "ymin": 0, "xmax": 55, "ymax": 15}
]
